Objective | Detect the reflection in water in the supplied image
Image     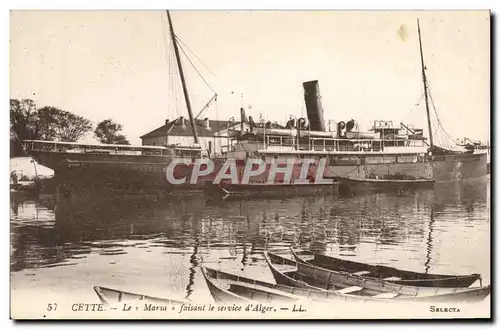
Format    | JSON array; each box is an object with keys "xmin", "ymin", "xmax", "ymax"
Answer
[
  {"xmin": 186, "ymin": 244, "xmax": 198, "ymax": 301},
  {"xmin": 424, "ymin": 207, "xmax": 435, "ymax": 274},
  {"xmin": 10, "ymin": 179, "xmax": 490, "ymax": 300}
]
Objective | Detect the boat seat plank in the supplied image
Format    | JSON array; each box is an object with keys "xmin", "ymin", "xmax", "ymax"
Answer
[
  {"xmin": 275, "ymin": 265, "xmax": 297, "ymax": 273},
  {"xmin": 373, "ymin": 292, "xmax": 399, "ymax": 299},
  {"xmin": 383, "ymin": 276, "xmax": 402, "ymax": 281},
  {"xmin": 336, "ymin": 286, "xmax": 363, "ymax": 294},
  {"xmin": 229, "ymin": 282, "xmax": 298, "ymax": 299},
  {"xmin": 353, "ymin": 271, "xmax": 371, "ymax": 276}
]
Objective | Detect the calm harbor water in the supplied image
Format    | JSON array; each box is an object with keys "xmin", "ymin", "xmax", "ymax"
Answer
[{"xmin": 10, "ymin": 178, "xmax": 490, "ymax": 311}]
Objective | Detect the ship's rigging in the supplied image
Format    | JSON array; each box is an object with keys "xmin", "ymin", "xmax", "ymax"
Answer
[
  {"xmin": 402, "ymin": 19, "xmax": 470, "ymax": 153},
  {"xmin": 161, "ymin": 11, "xmax": 219, "ymax": 144},
  {"xmin": 418, "ymin": 18, "xmax": 434, "ymax": 150},
  {"xmin": 161, "ymin": 13, "xmax": 473, "ymax": 154}
]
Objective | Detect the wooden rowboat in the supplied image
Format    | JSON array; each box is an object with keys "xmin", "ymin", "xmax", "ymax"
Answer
[
  {"xmin": 201, "ymin": 266, "xmax": 415, "ymax": 304},
  {"xmin": 93, "ymin": 286, "xmax": 187, "ymax": 306},
  {"xmin": 204, "ymin": 265, "xmax": 490, "ymax": 305},
  {"xmin": 264, "ymin": 252, "xmax": 490, "ymax": 303},
  {"xmin": 290, "ymin": 248, "xmax": 481, "ymax": 288},
  {"xmin": 201, "ymin": 267, "xmax": 253, "ymax": 303},
  {"xmin": 201, "ymin": 267, "xmax": 317, "ymax": 305}
]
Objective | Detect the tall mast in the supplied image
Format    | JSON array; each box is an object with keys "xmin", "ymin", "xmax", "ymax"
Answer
[
  {"xmin": 417, "ymin": 18, "xmax": 434, "ymax": 150},
  {"xmin": 166, "ymin": 10, "xmax": 199, "ymax": 144}
]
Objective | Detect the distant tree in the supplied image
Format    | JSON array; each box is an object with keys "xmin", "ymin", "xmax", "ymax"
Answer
[
  {"xmin": 36, "ymin": 106, "xmax": 92, "ymax": 142},
  {"xmin": 10, "ymin": 99, "xmax": 38, "ymax": 141},
  {"xmin": 94, "ymin": 119, "xmax": 130, "ymax": 145},
  {"xmin": 10, "ymin": 98, "xmax": 93, "ymax": 156},
  {"xmin": 10, "ymin": 99, "xmax": 40, "ymax": 157}
]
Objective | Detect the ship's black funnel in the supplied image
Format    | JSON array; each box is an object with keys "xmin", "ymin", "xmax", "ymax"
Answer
[
  {"xmin": 303, "ymin": 80, "xmax": 325, "ymax": 131},
  {"xmin": 240, "ymin": 107, "xmax": 246, "ymax": 132}
]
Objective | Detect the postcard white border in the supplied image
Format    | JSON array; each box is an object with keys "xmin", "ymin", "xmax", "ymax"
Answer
[{"xmin": 3, "ymin": 0, "xmax": 497, "ymax": 327}]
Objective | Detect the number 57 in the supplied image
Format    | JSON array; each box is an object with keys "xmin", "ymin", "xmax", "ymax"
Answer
[{"xmin": 47, "ymin": 303, "xmax": 57, "ymax": 311}]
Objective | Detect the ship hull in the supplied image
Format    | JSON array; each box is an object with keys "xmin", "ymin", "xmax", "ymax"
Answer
[
  {"xmin": 431, "ymin": 153, "xmax": 487, "ymax": 182},
  {"xmin": 30, "ymin": 151, "xmax": 487, "ymax": 196},
  {"xmin": 324, "ymin": 153, "xmax": 487, "ymax": 183},
  {"xmin": 29, "ymin": 151, "xmax": 216, "ymax": 195},
  {"xmin": 325, "ymin": 162, "xmax": 433, "ymax": 180}
]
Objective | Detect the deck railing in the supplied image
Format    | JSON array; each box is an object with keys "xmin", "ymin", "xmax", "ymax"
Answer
[{"xmin": 23, "ymin": 140, "xmax": 202, "ymax": 157}]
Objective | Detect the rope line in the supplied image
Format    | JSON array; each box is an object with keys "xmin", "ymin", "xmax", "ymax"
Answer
[
  {"xmin": 161, "ymin": 11, "xmax": 184, "ymax": 119},
  {"xmin": 427, "ymin": 87, "xmax": 459, "ymax": 147},
  {"xmin": 160, "ymin": 13, "xmax": 220, "ymax": 122},
  {"xmin": 162, "ymin": 12, "xmax": 174, "ymax": 119},
  {"xmin": 175, "ymin": 36, "xmax": 217, "ymax": 77},
  {"xmin": 176, "ymin": 37, "xmax": 217, "ymax": 95},
  {"xmin": 402, "ymin": 92, "xmax": 425, "ymax": 122}
]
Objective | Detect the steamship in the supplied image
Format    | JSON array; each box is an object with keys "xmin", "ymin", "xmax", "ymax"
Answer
[
  {"xmin": 25, "ymin": 16, "xmax": 487, "ymax": 195},
  {"xmin": 218, "ymin": 81, "xmax": 485, "ymax": 187},
  {"xmin": 213, "ymin": 20, "xmax": 486, "ymax": 191}
]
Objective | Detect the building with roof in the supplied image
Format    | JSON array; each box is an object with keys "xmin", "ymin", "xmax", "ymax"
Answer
[{"xmin": 140, "ymin": 116, "xmax": 244, "ymax": 157}]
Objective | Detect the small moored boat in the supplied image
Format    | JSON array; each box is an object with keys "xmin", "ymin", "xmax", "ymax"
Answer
[
  {"xmin": 338, "ymin": 175, "xmax": 434, "ymax": 195},
  {"xmin": 345, "ymin": 131, "xmax": 379, "ymax": 139},
  {"xmin": 264, "ymin": 252, "xmax": 490, "ymax": 303},
  {"xmin": 201, "ymin": 267, "xmax": 317, "ymax": 305},
  {"xmin": 202, "ymin": 266, "xmax": 427, "ymax": 304},
  {"xmin": 93, "ymin": 286, "xmax": 187, "ymax": 306},
  {"xmin": 290, "ymin": 248, "xmax": 481, "ymax": 288},
  {"xmin": 204, "ymin": 181, "xmax": 339, "ymax": 202},
  {"xmin": 340, "ymin": 176, "xmax": 434, "ymax": 188}
]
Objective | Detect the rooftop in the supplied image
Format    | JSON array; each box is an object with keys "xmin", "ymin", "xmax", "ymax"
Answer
[{"xmin": 140, "ymin": 117, "xmax": 239, "ymax": 139}]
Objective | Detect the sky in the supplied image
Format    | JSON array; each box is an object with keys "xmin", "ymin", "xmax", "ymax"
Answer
[{"xmin": 10, "ymin": 10, "xmax": 490, "ymax": 145}]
